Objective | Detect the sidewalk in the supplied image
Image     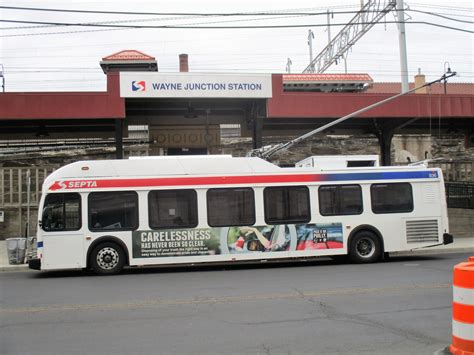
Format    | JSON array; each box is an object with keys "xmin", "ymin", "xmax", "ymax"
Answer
[{"xmin": 1, "ymin": 237, "xmax": 473, "ymax": 272}]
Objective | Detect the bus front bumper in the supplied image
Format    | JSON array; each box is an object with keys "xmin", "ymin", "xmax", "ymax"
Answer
[
  {"xmin": 28, "ymin": 258, "xmax": 41, "ymax": 270},
  {"xmin": 443, "ymin": 233, "xmax": 453, "ymax": 245}
]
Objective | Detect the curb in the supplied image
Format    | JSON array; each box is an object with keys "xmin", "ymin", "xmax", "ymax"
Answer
[
  {"xmin": 392, "ymin": 247, "xmax": 474, "ymax": 257},
  {"xmin": 0, "ymin": 265, "xmax": 30, "ymax": 272}
]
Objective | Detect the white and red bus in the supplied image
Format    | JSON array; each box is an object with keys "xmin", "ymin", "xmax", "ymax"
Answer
[{"xmin": 29, "ymin": 155, "xmax": 452, "ymax": 275}]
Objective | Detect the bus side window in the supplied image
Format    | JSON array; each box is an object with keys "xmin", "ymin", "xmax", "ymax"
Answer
[
  {"xmin": 148, "ymin": 189, "xmax": 198, "ymax": 229},
  {"xmin": 319, "ymin": 184, "xmax": 363, "ymax": 216},
  {"xmin": 42, "ymin": 193, "xmax": 81, "ymax": 232},
  {"xmin": 370, "ymin": 183, "xmax": 414, "ymax": 214},
  {"xmin": 264, "ymin": 186, "xmax": 311, "ymax": 224},
  {"xmin": 207, "ymin": 188, "xmax": 255, "ymax": 227},
  {"xmin": 88, "ymin": 191, "xmax": 138, "ymax": 231}
]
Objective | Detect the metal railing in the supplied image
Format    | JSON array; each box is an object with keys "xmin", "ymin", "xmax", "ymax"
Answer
[
  {"xmin": 446, "ymin": 182, "xmax": 474, "ymax": 209},
  {"xmin": 0, "ymin": 167, "xmax": 57, "ymax": 237},
  {"xmin": 429, "ymin": 161, "xmax": 474, "ymax": 182},
  {"xmin": 0, "ymin": 167, "xmax": 56, "ymax": 207}
]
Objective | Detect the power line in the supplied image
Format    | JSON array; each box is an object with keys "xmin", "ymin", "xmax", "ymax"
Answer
[
  {"xmin": 0, "ymin": 19, "xmax": 472, "ymax": 34},
  {"xmin": 408, "ymin": 8, "xmax": 474, "ymax": 24},
  {"xmin": 1, "ymin": 6, "xmax": 472, "ymax": 38},
  {"xmin": 408, "ymin": 2, "xmax": 474, "ymax": 12},
  {"xmin": 0, "ymin": 6, "xmax": 382, "ymax": 17}
]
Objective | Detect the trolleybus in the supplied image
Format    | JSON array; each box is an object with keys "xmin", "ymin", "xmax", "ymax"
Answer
[{"xmin": 29, "ymin": 154, "xmax": 453, "ymax": 275}]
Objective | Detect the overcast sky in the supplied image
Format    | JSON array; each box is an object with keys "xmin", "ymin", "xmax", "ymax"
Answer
[{"xmin": 0, "ymin": 0, "xmax": 472, "ymax": 92}]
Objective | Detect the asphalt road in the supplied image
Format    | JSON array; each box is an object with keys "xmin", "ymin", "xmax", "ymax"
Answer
[{"xmin": 0, "ymin": 253, "xmax": 469, "ymax": 355}]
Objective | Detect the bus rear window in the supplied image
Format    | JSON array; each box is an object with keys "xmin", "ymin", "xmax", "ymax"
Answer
[
  {"xmin": 89, "ymin": 191, "xmax": 138, "ymax": 231},
  {"xmin": 371, "ymin": 183, "xmax": 413, "ymax": 214},
  {"xmin": 264, "ymin": 186, "xmax": 311, "ymax": 224},
  {"xmin": 42, "ymin": 193, "xmax": 81, "ymax": 231},
  {"xmin": 148, "ymin": 189, "xmax": 198, "ymax": 229}
]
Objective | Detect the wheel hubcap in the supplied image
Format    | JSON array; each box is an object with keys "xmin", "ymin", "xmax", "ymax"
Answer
[
  {"xmin": 356, "ymin": 238, "xmax": 375, "ymax": 258},
  {"xmin": 97, "ymin": 247, "xmax": 119, "ymax": 270}
]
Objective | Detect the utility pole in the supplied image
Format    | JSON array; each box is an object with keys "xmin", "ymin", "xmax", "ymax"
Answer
[
  {"xmin": 286, "ymin": 58, "xmax": 293, "ymax": 73},
  {"xmin": 326, "ymin": 10, "xmax": 332, "ymax": 44},
  {"xmin": 307, "ymin": 30, "xmax": 315, "ymax": 72},
  {"xmin": 395, "ymin": 0, "xmax": 409, "ymax": 92}
]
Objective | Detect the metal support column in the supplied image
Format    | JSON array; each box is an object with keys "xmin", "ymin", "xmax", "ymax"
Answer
[
  {"xmin": 396, "ymin": 0, "xmax": 409, "ymax": 92},
  {"xmin": 376, "ymin": 129, "xmax": 394, "ymax": 166},
  {"xmin": 115, "ymin": 119, "xmax": 124, "ymax": 159},
  {"xmin": 252, "ymin": 115, "xmax": 263, "ymax": 150}
]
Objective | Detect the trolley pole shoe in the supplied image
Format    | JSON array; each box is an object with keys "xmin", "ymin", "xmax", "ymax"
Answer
[{"xmin": 450, "ymin": 256, "xmax": 474, "ymax": 355}]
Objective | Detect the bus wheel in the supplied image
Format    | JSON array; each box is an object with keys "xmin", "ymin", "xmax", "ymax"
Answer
[
  {"xmin": 349, "ymin": 231, "xmax": 382, "ymax": 264},
  {"xmin": 90, "ymin": 242, "xmax": 125, "ymax": 275}
]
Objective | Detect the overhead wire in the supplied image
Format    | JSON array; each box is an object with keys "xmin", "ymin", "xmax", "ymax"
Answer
[
  {"xmin": 0, "ymin": 19, "xmax": 472, "ymax": 34},
  {"xmin": 1, "ymin": 6, "xmax": 472, "ymax": 35},
  {"xmin": 1, "ymin": 3, "xmax": 472, "ymax": 88}
]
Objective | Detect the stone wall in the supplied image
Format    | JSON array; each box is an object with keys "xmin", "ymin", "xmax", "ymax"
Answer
[
  {"xmin": 448, "ymin": 208, "xmax": 474, "ymax": 239},
  {"xmin": 218, "ymin": 133, "xmax": 474, "ymax": 166},
  {"xmin": 218, "ymin": 134, "xmax": 381, "ymax": 166}
]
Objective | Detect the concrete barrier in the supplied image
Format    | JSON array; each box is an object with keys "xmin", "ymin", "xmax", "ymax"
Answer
[{"xmin": 450, "ymin": 256, "xmax": 474, "ymax": 354}]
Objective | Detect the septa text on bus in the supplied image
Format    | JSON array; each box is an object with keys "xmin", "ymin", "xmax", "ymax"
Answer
[{"xmin": 50, "ymin": 180, "xmax": 98, "ymax": 190}]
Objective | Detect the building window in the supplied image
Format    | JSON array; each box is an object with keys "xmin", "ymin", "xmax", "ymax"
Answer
[
  {"xmin": 207, "ymin": 188, "xmax": 255, "ymax": 227},
  {"xmin": 264, "ymin": 186, "xmax": 311, "ymax": 224},
  {"xmin": 42, "ymin": 193, "xmax": 81, "ymax": 232},
  {"xmin": 319, "ymin": 185, "xmax": 363, "ymax": 216},
  {"xmin": 89, "ymin": 191, "xmax": 138, "ymax": 231},
  {"xmin": 371, "ymin": 183, "xmax": 413, "ymax": 214},
  {"xmin": 148, "ymin": 189, "xmax": 198, "ymax": 229}
]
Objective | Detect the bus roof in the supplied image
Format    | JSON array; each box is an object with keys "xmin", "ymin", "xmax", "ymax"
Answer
[{"xmin": 46, "ymin": 155, "xmax": 281, "ymax": 181}]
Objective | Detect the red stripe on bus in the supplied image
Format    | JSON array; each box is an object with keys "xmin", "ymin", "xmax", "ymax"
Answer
[{"xmin": 49, "ymin": 174, "xmax": 323, "ymax": 191}]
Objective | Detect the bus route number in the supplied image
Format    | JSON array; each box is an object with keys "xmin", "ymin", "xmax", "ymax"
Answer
[{"xmin": 313, "ymin": 229, "xmax": 328, "ymax": 244}]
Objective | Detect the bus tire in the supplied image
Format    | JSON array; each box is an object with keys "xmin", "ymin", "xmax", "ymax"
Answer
[
  {"xmin": 90, "ymin": 242, "xmax": 125, "ymax": 275},
  {"xmin": 349, "ymin": 231, "xmax": 382, "ymax": 264}
]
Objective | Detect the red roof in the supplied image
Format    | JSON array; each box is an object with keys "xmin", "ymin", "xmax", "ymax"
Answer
[
  {"xmin": 102, "ymin": 50, "xmax": 155, "ymax": 61},
  {"xmin": 367, "ymin": 82, "xmax": 474, "ymax": 95},
  {"xmin": 268, "ymin": 74, "xmax": 474, "ymax": 119}
]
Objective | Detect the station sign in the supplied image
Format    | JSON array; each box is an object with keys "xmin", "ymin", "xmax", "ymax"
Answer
[{"xmin": 120, "ymin": 72, "xmax": 273, "ymax": 98}]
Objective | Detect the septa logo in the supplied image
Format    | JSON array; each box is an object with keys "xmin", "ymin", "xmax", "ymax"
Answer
[
  {"xmin": 132, "ymin": 81, "xmax": 146, "ymax": 92},
  {"xmin": 49, "ymin": 181, "xmax": 67, "ymax": 191}
]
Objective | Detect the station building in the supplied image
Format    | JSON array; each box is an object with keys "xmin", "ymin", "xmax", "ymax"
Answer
[{"xmin": 1, "ymin": 49, "xmax": 473, "ymax": 166}]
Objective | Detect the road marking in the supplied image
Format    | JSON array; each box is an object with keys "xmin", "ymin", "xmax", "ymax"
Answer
[{"xmin": 0, "ymin": 282, "xmax": 450, "ymax": 314}]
